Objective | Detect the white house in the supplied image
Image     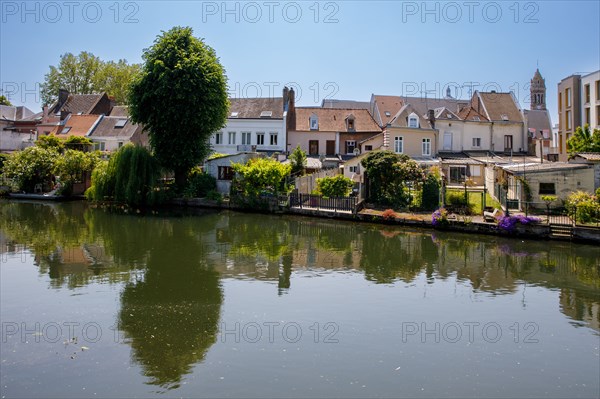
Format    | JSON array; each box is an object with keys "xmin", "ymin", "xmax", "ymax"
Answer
[
  {"xmin": 209, "ymin": 88, "xmax": 291, "ymax": 155},
  {"xmin": 580, "ymin": 70, "xmax": 600, "ymax": 130}
]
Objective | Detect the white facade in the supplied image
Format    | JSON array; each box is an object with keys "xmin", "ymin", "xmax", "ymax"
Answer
[
  {"xmin": 209, "ymin": 116, "xmax": 287, "ymax": 155},
  {"xmin": 435, "ymin": 120, "xmax": 492, "ymax": 152},
  {"xmin": 580, "ymin": 70, "xmax": 600, "ymax": 130}
]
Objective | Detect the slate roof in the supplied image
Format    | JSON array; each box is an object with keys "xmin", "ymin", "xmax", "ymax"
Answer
[
  {"xmin": 89, "ymin": 116, "xmax": 141, "ymax": 139},
  {"xmin": 574, "ymin": 152, "xmax": 600, "ymax": 161},
  {"xmin": 109, "ymin": 106, "xmax": 129, "ymax": 117},
  {"xmin": 0, "ymin": 105, "xmax": 35, "ymax": 121},
  {"xmin": 502, "ymin": 162, "xmax": 590, "ymax": 174},
  {"xmin": 524, "ymin": 109, "xmax": 552, "ymax": 136},
  {"xmin": 49, "ymin": 93, "xmax": 106, "ymax": 115},
  {"xmin": 388, "ymin": 104, "xmax": 433, "ymax": 129},
  {"xmin": 371, "ymin": 94, "xmax": 468, "ymax": 126},
  {"xmin": 293, "ymin": 108, "xmax": 381, "ymax": 132},
  {"xmin": 321, "ymin": 99, "xmax": 370, "ymax": 110},
  {"xmin": 228, "ymin": 98, "xmax": 284, "ymax": 119},
  {"xmin": 477, "ymin": 92, "xmax": 523, "ymax": 122}
]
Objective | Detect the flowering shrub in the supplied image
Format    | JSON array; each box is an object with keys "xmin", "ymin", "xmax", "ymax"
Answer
[
  {"xmin": 381, "ymin": 209, "xmax": 398, "ymax": 220},
  {"xmin": 431, "ymin": 208, "xmax": 449, "ymax": 227},
  {"xmin": 496, "ymin": 215, "xmax": 541, "ymax": 232}
]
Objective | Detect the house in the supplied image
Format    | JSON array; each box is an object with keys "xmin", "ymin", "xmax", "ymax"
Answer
[
  {"xmin": 523, "ymin": 69, "xmax": 557, "ymax": 161},
  {"xmin": 492, "ymin": 162, "xmax": 594, "ymax": 209},
  {"xmin": 384, "ymin": 104, "xmax": 437, "ymax": 161},
  {"xmin": 287, "ymin": 106, "xmax": 381, "ymax": 158},
  {"xmin": 88, "ymin": 116, "xmax": 148, "ymax": 151},
  {"xmin": 570, "ymin": 152, "xmax": 600, "ymax": 190},
  {"xmin": 209, "ymin": 88, "xmax": 290, "ymax": 155},
  {"xmin": 439, "ymin": 153, "xmax": 486, "ymax": 187},
  {"xmin": 47, "ymin": 89, "xmax": 112, "ymax": 120},
  {"xmin": 0, "ymin": 105, "xmax": 36, "ymax": 152},
  {"xmin": 204, "ymin": 152, "xmax": 261, "ymax": 194},
  {"xmin": 48, "ymin": 114, "xmax": 103, "ymax": 138}
]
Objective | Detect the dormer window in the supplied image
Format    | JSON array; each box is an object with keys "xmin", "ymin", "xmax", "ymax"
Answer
[
  {"xmin": 346, "ymin": 114, "xmax": 355, "ymax": 131},
  {"xmin": 473, "ymin": 116, "xmax": 480, "ymax": 121},
  {"xmin": 310, "ymin": 113, "xmax": 319, "ymax": 130},
  {"xmin": 230, "ymin": 112, "xmax": 239, "ymax": 118},
  {"xmin": 260, "ymin": 111, "xmax": 272, "ymax": 118},
  {"xmin": 115, "ymin": 119, "xmax": 127, "ymax": 128},
  {"xmin": 408, "ymin": 112, "xmax": 419, "ymax": 128},
  {"xmin": 501, "ymin": 114, "xmax": 509, "ymax": 121},
  {"xmin": 61, "ymin": 127, "xmax": 71, "ymax": 134},
  {"xmin": 385, "ymin": 111, "xmax": 391, "ymax": 117}
]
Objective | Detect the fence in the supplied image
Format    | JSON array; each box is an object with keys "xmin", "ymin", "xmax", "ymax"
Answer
[
  {"xmin": 294, "ymin": 168, "xmax": 339, "ymax": 194},
  {"xmin": 289, "ymin": 193, "xmax": 357, "ymax": 213}
]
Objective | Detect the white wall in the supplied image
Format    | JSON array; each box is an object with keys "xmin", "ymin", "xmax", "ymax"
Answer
[
  {"xmin": 0, "ymin": 125, "xmax": 33, "ymax": 151},
  {"xmin": 210, "ymin": 117, "xmax": 287, "ymax": 155},
  {"xmin": 491, "ymin": 123, "xmax": 524, "ymax": 153},
  {"xmin": 581, "ymin": 71, "xmax": 600, "ymax": 130}
]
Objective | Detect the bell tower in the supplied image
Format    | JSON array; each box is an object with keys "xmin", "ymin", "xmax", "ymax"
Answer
[{"xmin": 530, "ymin": 68, "xmax": 546, "ymax": 110}]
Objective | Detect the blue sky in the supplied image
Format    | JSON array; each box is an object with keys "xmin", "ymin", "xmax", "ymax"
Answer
[{"xmin": 1, "ymin": 1, "xmax": 599, "ymax": 124}]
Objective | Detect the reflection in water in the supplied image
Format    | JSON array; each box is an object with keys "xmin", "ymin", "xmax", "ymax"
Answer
[{"xmin": 1, "ymin": 200, "xmax": 599, "ymax": 388}]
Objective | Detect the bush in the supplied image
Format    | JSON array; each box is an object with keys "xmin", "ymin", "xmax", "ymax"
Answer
[
  {"xmin": 316, "ymin": 175, "xmax": 353, "ymax": 197},
  {"xmin": 381, "ymin": 209, "xmax": 398, "ymax": 220},
  {"xmin": 2, "ymin": 146, "xmax": 59, "ymax": 192},
  {"xmin": 0, "ymin": 153, "xmax": 8, "ymax": 173},
  {"xmin": 421, "ymin": 172, "xmax": 441, "ymax": 211},
  {"xmin": 431, "ymin": 208, "xmax": 449, "ymax": 227},
  {"xmin": 64, "ymin": 136, "xmax": 93, "ymax": 152},
  {"xmin": 86, "ymin": 144, "xmax": 163, "ymax": 206},
  {"xmin": 446, "ymin": 191, "xmax": 467, "ymax": 206},
  {"xmin": 496, "ymin": 215, "xmax": 541, "ymax": 232},
  {"xmin": 565, "ymin": 191, "xmax": 600, "ymax": 223},
  {"xmin": 231, "ymin": 157, "xmax": 291, "ymax": 197},
  {"xmin": 36, "ymin": 134, "xmax": 64, "ymax": 151},
  {"xmin": 183, "ymin": 167, "xmax": 216, "ymax": 198}
]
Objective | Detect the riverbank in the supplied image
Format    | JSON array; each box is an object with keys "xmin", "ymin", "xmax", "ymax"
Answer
[{"xmin": 169, "ymin": 197, "xmax": 600, "ymax": 245}]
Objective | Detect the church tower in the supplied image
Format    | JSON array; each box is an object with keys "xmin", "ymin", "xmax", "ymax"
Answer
[{"xmin": 530, "ymin": 68, "xmax": 546, "ymax": 110}]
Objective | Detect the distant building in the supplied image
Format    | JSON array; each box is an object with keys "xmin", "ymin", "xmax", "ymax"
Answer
[{"xmin": 523, "ymin": 69, "xmax": 556, "ymax": 161}]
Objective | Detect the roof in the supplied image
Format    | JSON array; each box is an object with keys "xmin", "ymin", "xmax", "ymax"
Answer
[
  {"xmin": 282, "ymin": 156, "xmax": 323, "ymax": 169},
  {"xmin": 109, "ymin": 106, "xmax": 129, "ymax": 117},
  {"xmin": 89, "ymin": 116, "xmax": 141, "ymax": 139},
  {"xmin": 371, "ymin": 94, "xmax": 468, "ymax": 126},
  {"xmin": 573, "ymin": 152, "xmax": 600, "ymax": 161},
  {"xmin": 0, "ymin": 105, "xmax": 34, "ymax": 121},
  {"xmin": 524, "ymin": 109, "xmax": 552, "ymax": 135},
  {"xmin": 49, "ymin": 93, "xmax": 106, "ymax": 115},
  {"xmin": 293, "ymin": 108, "xmax": 381, "ymax": 132},
  {"xmin": 502, "ymin": 162, "xmax": 591, "ymax": 174},
  {"xmin": 50, "ymin": 114, "xmax": 102, "ymax": 137},
  {"xmin": 458, "ymin": 106, "xmax": 489, "ymax": 122},
  {"xmin": 228, "ymin": 98, "xmax": 284, "ymax": 119},
  {"xmin": 477, "ymin": 92, "xmax": 523, "ymax": 122},
  {"xmin": 321, "ymin": 99, "xmax": 370, "ymax": 110},
  {"xmin": 388, "ymin": 104, "xmax": 433, "ymax": 129}
]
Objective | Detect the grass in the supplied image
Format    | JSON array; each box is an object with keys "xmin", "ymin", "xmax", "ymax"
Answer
[{"xmin": 445, "ymin": 190, "xmax": 501, "ymax": 214}]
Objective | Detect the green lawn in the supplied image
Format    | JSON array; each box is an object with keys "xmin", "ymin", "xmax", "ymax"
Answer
[{"xmin": 445, "ymin": 190, "xmax": 501, "ymax": 214}]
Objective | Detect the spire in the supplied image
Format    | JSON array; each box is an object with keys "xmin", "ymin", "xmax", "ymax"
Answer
[{"xmin": 530, "ymin": 68, "xmax": 546, "ymax": 110}]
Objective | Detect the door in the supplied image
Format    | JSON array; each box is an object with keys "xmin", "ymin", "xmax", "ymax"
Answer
[
  {"xmin": 504, "ymin": 135, "xmax": 513, "ymax": 152},
  {"xmin": 326, "ymin": 140, "xmax": 335, "ymax": 155},
  {"xmin": 309, "ymin": 140, "xmax": 319, "ymax": 155},
  {"xmin": 443, "ymin": 132, "xmax": 453, "ymax": 150}
]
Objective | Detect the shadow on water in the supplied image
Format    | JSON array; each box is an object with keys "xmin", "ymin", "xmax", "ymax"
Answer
[{"xmin": 1, "ymin": 200, "xmax": 599, "ymax": 386}]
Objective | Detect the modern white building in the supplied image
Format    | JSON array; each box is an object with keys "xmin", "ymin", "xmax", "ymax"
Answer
[
  {"xmin": 209, "ymin": 89, "xmax": 291, "ymax": 155},
  {"xmin": 580, "ymin": 70, "xmax": 600, "ymax": 130}
]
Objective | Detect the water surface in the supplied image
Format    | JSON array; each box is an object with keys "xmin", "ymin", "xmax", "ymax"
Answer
[{"xmin": 1, "ymin": 201, "xmax": 599, "ymax": 398}]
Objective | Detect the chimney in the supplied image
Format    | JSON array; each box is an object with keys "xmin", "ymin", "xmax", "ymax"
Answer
[
  {"xmin": 287, "ymin": 88, "xmax": 296, "ymax": 133},
  {"xmin": 428, "ymin": 109, "xmax": 435, "ymax": 128},
  {"xmin": 283, "ymin": 86, "xmax": 289, "ymax": 111},
  {"xmin": 58, "ymin": 89, "xmax": 69, "ymax": 108},
  {"xmin": 42, "ymin": 106, "xmax": 48, "ymax": 123}
]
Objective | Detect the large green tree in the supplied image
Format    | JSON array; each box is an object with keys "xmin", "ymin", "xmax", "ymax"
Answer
[
  {"xmin": 128, "ymin": 27, "xmax": 229, "ymax": 188},
  {"xmin": 40, "ymin": 51, "xmax": 140, "ymax": 105},
  {"xmin": 567, "ymin": 124, "xmax": 600, "ymax": 156},
  {"xmin": 0, "ymin": 95, "xmax": 12, "ymax": 106}
]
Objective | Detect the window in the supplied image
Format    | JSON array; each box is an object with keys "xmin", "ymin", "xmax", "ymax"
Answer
[
  {"xmin": 504, "ymin": 135, "xmax": 513, "ymax": 150},
  {"xmin": 408, "ymin": 113, "xmax": 419, "ymax": 128},
  {"xmin": 215, "ymin": 132, "xmax": 223, "ymax": 145},
  {"xmin": 394, "ymin": 136, "xmax": 403, "ymax": 153},
  {"xmin": 585, "ymin": 108, "xmax": 591, "ymax": 125},
  {"xmin": 539, "ymin": 182, "xmax": 556, "ymax": 195},
  {"xmin": 269, "ymin": 132, "xmax": 278, "ymax": 146},
  {"xmin": 596, "ymin": 80, "xmax": 600, "ymax": 100},
  {"xmin": 422, "ymin": 138, "xmax": 431, "ymax": 156},
  {"xmin": 242, "ymin": 132, "xmax": 251, "ymax": 145},
  {"xmin": 228, "ymin": 131, "xmax": 236, "ymax": 145},
  {"xmin": 443, "ymin": 132, "xmax": 453, "ymax": 150},
  {"xmin": 597, "ymin": 106, "xmax": 600, "ymax": 126},
  {"xmin": 365, "ymin": 145, "xmax": 373, "ymax": 151},
  {"xmin": 584, "ymin": 84, "xmax": 591, "ymax": 103},
  {"xmin": 218, "ymin": 166, "xmax": 235, "ymax": 181},
  {"xmin": 566, "ymin": 110, "xmax": 572, "ymax": 130},
  {"xmin": 260, "ymin": 111, "xmax": 272, "ymax": 118},
  {"xmin": 346, "ymin": 140, "xmax": 356, "ymax": 154},
  {"xmin": 256, "ymin": 132, "xmax": 265, "ymax": 146},
  {"xmin": 310, "ymin": 114, "xmax": 318, "ymax": 130},
  {"xmin": 472, "ymin": 116, "xmax": 480, "ymax": 121},
  {"xmin": 469, "ymin": 165, "xmax": 481, "ymax": 177},
  {"xmin": 501, "ymin": 114, "xmax": 509, "ymax": 121},
  {"xmin": 566, "ymin": 87, "xmax": 572, "ymax": 107},
  {"xmin": 230, "ymin": 112, "xmax": 239, "ymax": 118},
  {"xmin": 472, "ymin": 137, "xmax": 481, "ymax": 148},
  {"xmin": 384, "ymin": 111, "xmax": 391, "ymax": 117},
  {"xmin": 61, "ymin": 126, "xmax": 71, "ymax": 134},
  {"xmin": 558, "ymin": 92, "xmax": 562, "ymax": 111},
  {"xmin": 449, "ymin": 166, "xmax": 466, "ymax": 184},
  {"xmin": 346, "ymin": 116, "xmax": 355, "ymax": 131},
  {"xmin": 115, "ymin": 119, "xmax": 128, "ymax": 128},
  {"xmin": 349, "ymin": 166, "xmax": 358, "ymax": 173},
  {"xmin": 118, "ymin": 142, "xmax": 123, "ymax": 148}
]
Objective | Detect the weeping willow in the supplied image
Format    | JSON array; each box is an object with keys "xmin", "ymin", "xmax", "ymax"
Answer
[{"xmin": 86, "ymin": 145, "xmax": 162, "ymax": 206}]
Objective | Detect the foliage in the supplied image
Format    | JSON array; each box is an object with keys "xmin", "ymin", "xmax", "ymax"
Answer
[
  {"xmin": 289, "ymin": 145, "xmax": 307, "ymax": 176},
  {"xmin": 205, "ymin": 190, "xmax": 222, "ymax": 202},
  {"xmin": 64, "ymin": 136, "xmax": 93, "ymax": 152},
  {"xmin": 207, "ymin": 152, "xmax": 228, "ymax": 160},
  {"xmin": 316, "ymin": 174, "xmax": 353, "ymax": 197},
  {"xmin": 40, "ymin": 51, "xmax": 140, "ymax": 105},
  {"xmin": 2, "ymin": 146, "xmax": 59, "ymax": 192},
  {"xmin": 36, "ymin": 134, "xmax": 65, "ymax": 151},
  {"xmin": 361, "ymin": 151, "xmax": 425, "ymax": 207},
  {"xmin": 496, "ymin": 215, "xmax": 541, "ymax": 232},
  {"xmin": 53, "ymin": 150, "xmax": 100, "ymax": 195},
  {"xmin": 232, "ymin": 157, "xmax": 291, "ymax": 197},
  {"xmin": 541, "ymin": 195, "xmax": 557, "ymax": 204},
  {"xmin": 567, "ymin": 124, "xmax": 600, "ymax": 155},
  {"xmin": 446, "ymin": 191, "xmax": 467, "ymax": 206},
  {"xmin": 431, "ymin": 208, "xmax": 449, "ymax": 227},
  {"xmin": 0, "ymin": 153, "xmax": 8, "ymax": 173},
  {"xmin": 0, "ymin": 95, "xmax": 11, "ymax": 106},
  {"xmin": 129, "ymin": 26, "xmax": 229, "ymax": 188},
  {"xmin": 183, "ymin": 167, "xmax": 216, "ymax": 198},
  {"xmin": 421, "ymin": 172, "xmax": 441, "ymax": 211},
  {"xmin": 86, "ymin": 144, "xmax": 163, "ymax": 206},
  {"xmin": 565, "ymin": 191, "xmax": 600, "ymax": 223}
]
